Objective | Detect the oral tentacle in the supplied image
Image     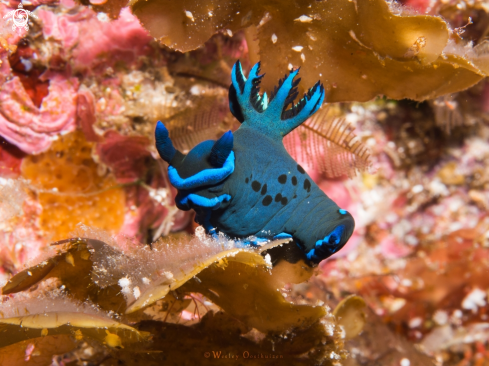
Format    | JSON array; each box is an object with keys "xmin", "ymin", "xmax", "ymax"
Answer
[{"xmin": 168, "ymin": 151, "xmax": 235, "ymax": 190}]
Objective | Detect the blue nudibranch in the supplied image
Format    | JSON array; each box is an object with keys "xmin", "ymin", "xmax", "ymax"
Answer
[{"xmin": 155, "ymin": 61, "xmax": 355, "ymax": 265}]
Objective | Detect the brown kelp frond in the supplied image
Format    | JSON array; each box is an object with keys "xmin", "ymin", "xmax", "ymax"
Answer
[
  {"xmin": 1, "ymin": 226, "xmax": 292, "ymax": 319},
  {"xmin": 130, "ymin": 0, "xmax": 488, "ymax": 102},
  {"xmin": 166, "ymin": 32, "xmax": 247, "ymax": 88},
  {"xmin": 284, "ymin": 107, "xmax": 371, "ymax": 178},
  {"xmin": 160, "ymin": 94, "xmax": 231, "ymax": 154},
  {"xmin": 0, "ymin": 228, "xmax": 362, "ymax": 363},
  {"xmin": 0, "ymin": 287, "xmax": 149, "ymax": 346}
]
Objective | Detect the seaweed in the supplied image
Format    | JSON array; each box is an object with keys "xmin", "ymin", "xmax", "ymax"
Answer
[
  {"xmin": 0, "ymin": 231, "xmax": 366, "ymax": 364},
  {"xmin": 129, "ymin": 0, "xmax": 489, "ymax": 102}
]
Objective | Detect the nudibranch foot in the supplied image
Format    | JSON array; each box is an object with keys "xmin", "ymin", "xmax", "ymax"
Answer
[{"xmin": 273, "ymin": 233, "xmax": 293, "ymax": 239}]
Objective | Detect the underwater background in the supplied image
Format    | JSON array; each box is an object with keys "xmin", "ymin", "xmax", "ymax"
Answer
[{"xmin": 0, "ymin": 0, "xmax": 489, "ymax": 364}]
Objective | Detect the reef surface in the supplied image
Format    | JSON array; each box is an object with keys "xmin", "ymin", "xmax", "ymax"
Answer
[{"xmin": 0, "ymin": 0, "xmax": 488, "ymax": 364}]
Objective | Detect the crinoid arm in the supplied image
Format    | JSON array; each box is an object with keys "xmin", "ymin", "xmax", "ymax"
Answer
[{"xmin": 229, "ymin": 60, "xmax": 325, "ymax": 139}]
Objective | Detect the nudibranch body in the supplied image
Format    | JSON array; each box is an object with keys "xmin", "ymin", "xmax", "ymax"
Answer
[{"xmin": 155, "ymin": 61, "xmax": 354, "ymax": 265}]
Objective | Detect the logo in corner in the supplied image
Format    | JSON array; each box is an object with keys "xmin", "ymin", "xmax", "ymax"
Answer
[{"xmin": 3, "ymin": 3, "xmax": 37, "ymax": 32}]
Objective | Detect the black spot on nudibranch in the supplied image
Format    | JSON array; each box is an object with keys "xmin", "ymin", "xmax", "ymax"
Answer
[
  {"xmin": 245, "ymin": 178, "xmax": 249, "ymax": 184},
  {"xmin": 292, "ymin": 176, "xmax": 297, "ymax": 186},
  {"xmin": 261, "ymin": 184, "xmax": 267, "ymax": 195},
  {"xmin": 262, "ymin": 195, "xmax": 272, "ymax": 206},
  {"xmin": 297, "ymin": 165, "xmax": 305, "ymax": 174},
  {"xmin": 278, "ymin": 174, "xmax": 287, "ymax": 184},
  {"xmin": 304, "ymin": 179, "xmax": 311, "ymax": 192},
  {"xmin": 281, "ymin": 197, "xmax": 288, "ymax": 205},
  {"xmin": 275, "ymin": 193, "xmax": 282, "ymax": 202},
  {"xmin": 251, "ymin": 181, "xmax": 261, "ymax": 192}
]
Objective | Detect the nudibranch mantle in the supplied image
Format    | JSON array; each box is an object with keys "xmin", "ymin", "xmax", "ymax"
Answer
[{"xmin": 155, "ymin": 61, "xmax": 355, "ymax": 265}]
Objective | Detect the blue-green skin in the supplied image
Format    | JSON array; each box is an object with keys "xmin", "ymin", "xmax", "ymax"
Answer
[{"xmin": 155, "ymin": 61, "xmax": 355, "ymax": 265}]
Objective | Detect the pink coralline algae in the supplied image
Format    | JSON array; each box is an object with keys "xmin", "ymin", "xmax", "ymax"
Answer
[
  {"xmin": 95, "ymin": 131, "xmax": 192, "ymax": 241},
  {"xmin": 0, "ymin": 50, "xmax": 10, "ymax": 86},
  {"xmin": 0, "ymin": 74, "xmax": 78, "ymax": 154},
  {"xmin": 0, "ymin": 2, "xmax": 182, "ymax": 262},
  {"xmin": 0, "ymin": 138, "xmax": 25, "ymax": 177},
  {"xmin": 0, "ymin": 3, "xmax": 152, "ymax": 155},
  {"xmin": 37, "ymin": 7, "xmax": 152, "ymax": 71},
  {"xmin": 0, "ymin": 191, "xmax": 45, "ymax": 280},
  {"xmin": 399, "ymin": 0, "xmax": 432, "ymax": 13},
  {"xmin": 121, "ymin": 185, "xmax": 169, "ymax": 240},
  {"xmin": 96, "ymin": 131, "xmax": 152, "ymax": 184},
  {"xmin": 76, "ymin": 86, "xmax": 100, "ymax": 142}
]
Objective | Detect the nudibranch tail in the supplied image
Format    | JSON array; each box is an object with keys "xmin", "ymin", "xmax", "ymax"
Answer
[{"xmin": 228, "ymin": 61, "xmax": 325, "ymax": 138}]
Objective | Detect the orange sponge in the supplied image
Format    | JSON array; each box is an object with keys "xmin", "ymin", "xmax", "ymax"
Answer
[{"xmin": 22, "ymin": 131, "xmax": 125, "ymax": 241}]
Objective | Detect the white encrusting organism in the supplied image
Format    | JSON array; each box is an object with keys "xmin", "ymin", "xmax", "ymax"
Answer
[
  {"xmin": 295, "ymin": 15, "xmax": 313, "ymax": 23},
  {"xmin": 185, "ymin": 11, "xmax": 194, "ymax": 22}
]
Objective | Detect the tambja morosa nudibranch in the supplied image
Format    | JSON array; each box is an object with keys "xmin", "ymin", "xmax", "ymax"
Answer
[{"xmin": 155, "ymin": 61, "xmax": 355, "ymax": 265}]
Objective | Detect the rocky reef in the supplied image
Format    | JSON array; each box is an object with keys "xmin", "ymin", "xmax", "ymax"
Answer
[{"xmin": 0, "ymin": 0, "xmax": 489, "ymax": 364}]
